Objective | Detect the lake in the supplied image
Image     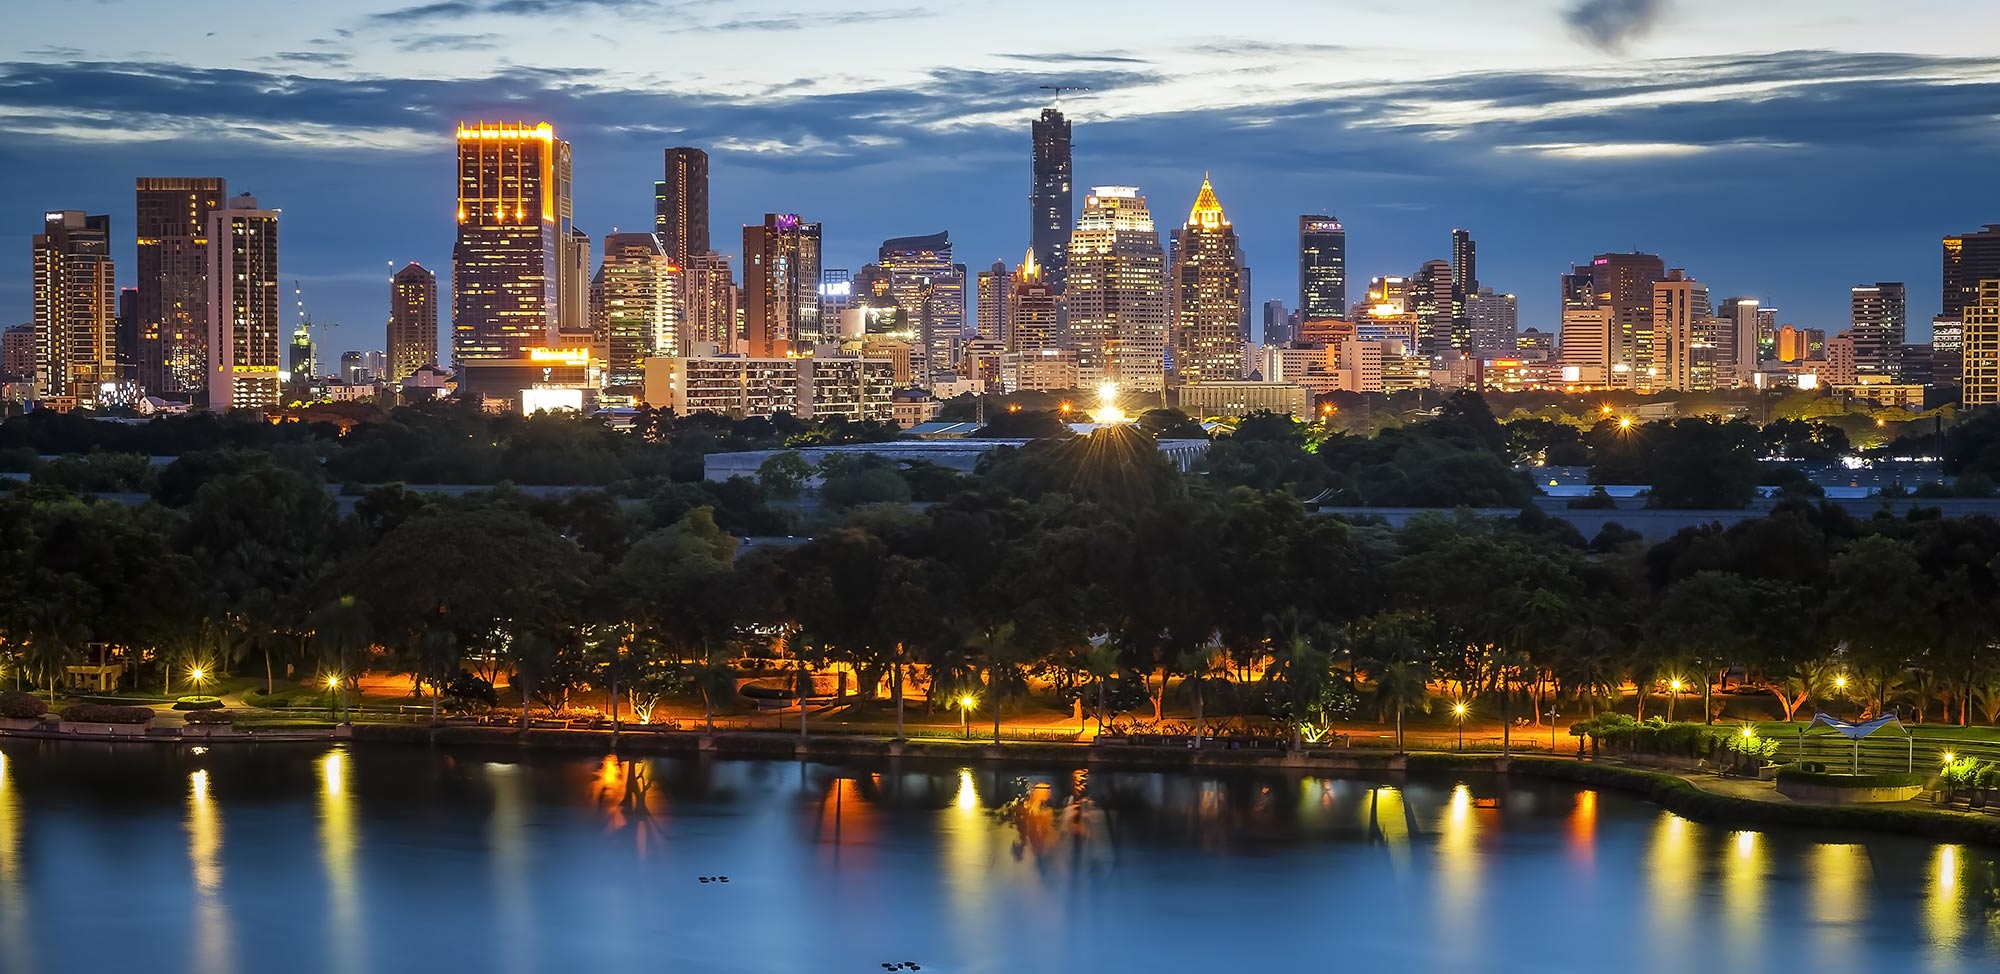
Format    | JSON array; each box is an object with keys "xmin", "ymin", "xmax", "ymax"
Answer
[{"xmin": 0, "ymin": 740, "xmax": 1992, "ymax": 973}]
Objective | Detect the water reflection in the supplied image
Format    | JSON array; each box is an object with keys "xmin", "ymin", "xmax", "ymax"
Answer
[
  {"xmin": 319, "ymin": 751, "xmax": 361, "ymax": 974},
  {"xmin": 1722, "ymin": 830, "xmax": 1768, "ymax": 960},
  {"xmin": 0, "ymin": 751, "xmax": 27, "ymax": 972},
  {"xmin": 487, "ymin": 764, "xmax": 531, "ymax": 974},
  {"xmin": 187, "ymin": 767, "xmax": 231, "ymax": 973},
  {"xmin": 1645, "ymin": 814, "xmax": 1696, "ymax": 971},
  {"xmin": 1434, "ymin": 782, "xmax": 1483, "ymax": 966},
  {"xmin": 1925, "ymin": 843, "xmax": 1964, "ymax": 958}
]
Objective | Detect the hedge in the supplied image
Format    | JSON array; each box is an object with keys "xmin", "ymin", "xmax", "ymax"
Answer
[
  {"xmin": 1775, "ymin": 766, "xmax": 1924, "ymax": 789},
  {"xmin": 171, "ymin": 696, "xmax": 224, "ymax": 711},
  {"xmin": 0, "ymin": 691, "xmax": 47, "ymax": 719},
  {"xmin": 59, "ymin": 704, "xmax": 156, "ymax": 724},
  {"xmin": 183, "ymin": 709, "xmax": 233, "ymax": 725}
]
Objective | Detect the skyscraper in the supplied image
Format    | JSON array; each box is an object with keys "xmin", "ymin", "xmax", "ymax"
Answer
[
  {"xmin": 1030, "ymin": 104, "xmax": 1073, "ymax": 294},
  {"xmin": 206, "ymin": 194, "xmax": 282, "ymax": 412},
  {"xmin": 1009, "ymin": 250, "xmax": 1061, "ymax": 353},
  {"xmin": 1849, "ymin": 282, "xmax": 1907, "ymax": 380},
  {"xmin": 682, "ymin": 253, "xmax": 737, "ymax": 352},
  {"xmin": 1464, "ymin": 288, "xmax": 1518, "ymax": 353},
  {"xmin": 452, "ymin": 121, "xmax": 573, "ymax": 371},
  {"xmin": 819, "ymin": 268, "xmax": 854, "ymax": 324},
  {"xmin": 653, "ymin": 147, "xmax": 710, "ymax": 271},
  {"xmin": 1172, "ymin": 177, "xmax": 1246, "ymax": 384},
  {"xmin": 1067, "ymin": 186, "xmax": 1169, "ymax": 392},
  {"xmin": 1943, "ymin": 226, "xmax": 2000, "ymax": 322},
  {"xmin": 1262, "ymin": 299, "xmax": 1292, "ymax": 346},
  {"xmin": 1716, "ymin": 297, "xmax": 1761, "ymax": 388},
  {"xmin": 977, "ymin": 259, "xmax": 1010, "ymax": 344},
  {"xmin": 876, "ymin": 232, "xmax": 967, "ymax": 386},
  {"xmin": 1653, "ymin": 270, "xmax": 1711, "ymax": 391},
  {"xmin": 558, "ymin": 227, "xmax": 591, "ymax": 337},
  {"xmin": 1963, "ymin": 280, "xmax": 2000, "ymax": 406},
  {"xmin": 743, "ymin": 214, "xmax": 821, "ymax": 357},
  {"xmin": 115, "ymin": 287, "xmax": 138, "ymax": 382},
  {"xmin": 387, "ymin": 262, "xmax": 439, "ymax": 383},
  {"xmin": 1450, "ymin": 228, "xmax": 1477, "ymax": 343},
  {"xmin": 1410, "ymin": 259, "xmax": 1455, "ymax": 357},
  {"xmin": 1298, "ymin": 216, "xmax": 1347, "ymax": 321},
  {"xmin": 599, "ymin": 232, "xmax": 678, "ymax": 389},
  {"xmin": 1571, "ymin": 252, "xmax": 1667, "ymax": 386},
  {"xmin": 135, "ymin": 177, "xmax": 224, "ymax": 398},
  {"xmin": 32, "ymin": 210, "xmax": 116, "ymax": 405}
]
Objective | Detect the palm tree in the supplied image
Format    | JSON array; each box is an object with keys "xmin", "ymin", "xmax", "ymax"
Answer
[
  {"xmin": 1174, "ymin": 642, "xmax": 1229, "ymax": 748},
  {"xmin": 314, "ymin": 596, "xmax": 371, "ymax": 725},
  {"xmin": 969, "ymin": 624, "xmax": 1030, "ymax": 745},
  {"xmin": 1375, "ymin": 660, "xmax": 1433, "ymax": 754},
  {"xmin": 1080, "ymin": 641, "xmax": 1120, "ymax": 734}
]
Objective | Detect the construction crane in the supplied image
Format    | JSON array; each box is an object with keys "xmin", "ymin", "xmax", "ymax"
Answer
[
  {"xmin": 292, "ymin": 280, "xmax": 340, "ymax": 383},
  {"xmin": 1039, "ymin": 84, "xmax": 1089, "ymax": 106}
]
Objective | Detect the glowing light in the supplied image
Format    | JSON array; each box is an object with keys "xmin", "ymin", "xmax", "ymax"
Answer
[
  {"xmin": 958, "ymin": 694, "xmax": 977, "ymax": 712},
  {"xmin": 1618, "ymin": 416, "xmax": 1633, "ymax": 430},
  {"xmin": 1740, "ymin": 726, "xmax": 1755, "ymax": 738},
  {"xmin": 1669, "ymin": 678, "xmax": 1683, "ymax": 693},
  {"xmin": 189, "ymin": 667, "xmax": 206, "ymax": 686},
  {"xmin": 527, "ymin": 346, "xmax": 590, "ymax": 366},
  {"xmin": 1089, "ymin": 381, "xmax": 1129, "ymax": 424},
  {"xmin": 954, "ymin": 768, "xmax": 978, "ymax": 811},
  {"xmin": 324, "ymin": 674, "xmax": 342, "ymax": 691},
  {"xmin": 1452, "ymin": 702, "xmax": 1467, "ymax": 717},
  {"xmin": 1942, "ymin": 751, "xmax": 1956, "ymax": 764},
  {"xmin": 1834, "ymin": 674, "xmax": 1847, "ymax": 690},
  {"xmin": 323, "ymin": 752, "xmax": 345, "ymax": 797}
]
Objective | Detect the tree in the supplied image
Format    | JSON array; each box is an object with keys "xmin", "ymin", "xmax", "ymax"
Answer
[
  {"xmin": 1356, "ymin": 611, "xmax": 1433, "ymax": 753},
  {"xmin": 312, "ymin": 595, "xmax": 370, "ymax": 724}
]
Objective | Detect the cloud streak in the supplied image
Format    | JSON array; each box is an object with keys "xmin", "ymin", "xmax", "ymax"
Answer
[{"xmin": 1563, "ymin": 0, "xmax": 1668, "ymax": 53}]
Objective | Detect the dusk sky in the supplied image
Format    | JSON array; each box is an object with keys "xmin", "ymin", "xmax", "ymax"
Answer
[{"xmin": 6, "ymin": 0, "xmax": 2000, "ymax": 358}]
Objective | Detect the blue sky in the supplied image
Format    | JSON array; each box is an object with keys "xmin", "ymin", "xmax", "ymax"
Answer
[{"xmin": 5, "ymin": 0, "xmax": 2000, "ymax": 357}]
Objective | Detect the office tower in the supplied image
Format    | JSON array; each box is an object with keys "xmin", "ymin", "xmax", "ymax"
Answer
[
  {"xmin": 1450, "ymin": 228, "xmax": 1477, "ymax": 341},
  {"xmin": 1559, "ymin": 265, "xmax": 1595, "ymax": 312},
  {"xmin": 452, "ymin": 121, "xmax": 573, "ymax": 370},
  {"xmin": 598, "ymin": 232, "xmax": 678, "ymax": 390},
  {"xmin": 1559, "ymin": 307, "xmax": 1614, "ymax": 385},
  {"xmin": 1570, "ymin": 251, "xmax": 1667, "ymax": 383},
  {"xmin": 289, "ymin": 323, "xmax": 315, "ymax": 388},
  {"xmin": 1263, "ymin": 299, "xmax": 1292, "ymax": 345},
  {"xmin": 1849, "ymin": 282, "xmax": 1907, "ymax": 380},
  {"xmin": 1944, "ymin": 226, "xmax": 2000, "ymax": 322},
  {"xmin": 1031, "ymin": 103, "xmax": 1073, "ymax": 294},
  {"xmin": 1516, "ymin": 328, "xmax": 1553, "ymax": 359},
  {"xmin": 1366, "ymin": 276, "xmax": 1410, "ymax": 313},
  {"xmin": 977, "ymin": 259, "xmax": 1010, "ymax": 343},
  {"xmin": 682, "ymin": 253, "xmax": 737, "ymax": 352},
  {"xmin": 32, "ymin": 211, "xmax": 117, "ymax": 405},
  {"xmin": 115, "ymin": 287, "xmax": 138, "ymax": 381},
  {"xmin": 743, "ymin": 214, "xmax": 822, "ymax": 357},
  {"xmin": 819, "ymin": 268, "xmax": 853, "ymax": 324},
  {"xmin": 1067, "ymin": 186, "xmax": 1169, "ymax": 392},
  {"xmin": 1716, "ymin": 297, "xmax": 1761, "ymax": 388},
  {"xmin": 1009, "ymin": 250, "xmax": 1061, "ymax": 352},
  {"xmin": 387, "ymin": 262, "xmax": 439, "ymax": 383},
  {"xmin": 1171, "ymin": 177, "xmax": 1246, "ymax": 384},
  {"xmin": 206, "ymin": 194, "xmax": 282, "ymax": 412},
  {"xmin": 1409, "ymin": 259, "xmax": 1455, "ymax": 357},
  {"xmin": 653, "ymin": 147, "xmax": 710, "ymax": 271},
  {"xmin": 1298, "ymin": 215, "xmax": 1347, "ymax": 320},
  {"xmin": 339, "ymin": 350, "xmax": 366, "ymax": 384},
  {"xmin": 1755, "ymin": 306, "xmax": 1779, "ymax": 361},
  {"xmin": 135, "ymin": 177, "xmax": 225, "ymax": 398},
  {"xmin": 1825, "ymin": 333, "xmax": 1857, "ymax": 385},
  {"xmin": 1464, "ymin": 288, "xmax": 1518, "ymax": 353},
  {"xmin": 1652, "ymin": 270, "xmax": 1711, "ymax": 391},
  {"xmin": 557, "ymin": 227, "xmax": 591, "ymax": 336},
  {"xmin": 1933, "ymin": 315, "xmax": 1965, "ymax": 389},
  {"xmin": 1963, "ymin": 283, "xmax": 2000, "ymax": 405},
  {"xmin": 876, "ymin": 232, "xmax": 966, "ymax": 385},
  {"xmin": 2, "ymin": 325, "xmax": 34, "ymax": 384}
]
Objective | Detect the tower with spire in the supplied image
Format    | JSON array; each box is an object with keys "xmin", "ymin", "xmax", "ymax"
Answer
[{"xmin": 1170, "ymin": 176, "xmax": 1246, "ymax": 385}]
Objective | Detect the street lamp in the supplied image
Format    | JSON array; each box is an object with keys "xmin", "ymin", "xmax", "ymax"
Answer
[
  {"xmin": 189, "ymin": 666, "xmax": 207, "ymax": 696},
  {"xmin": 1452, "ymin": 701, "xmax": 1468, "ymax": 752},
  {"xmin": 1668, "ymin": 678, "xmax": 1684, "ymax": 722},
  {"xmin": 325, "ymin": 672, "xmax": 344, "ymax": 724},
  {"xmin": 958, "ymin": 693, "xmax": 977, "ymax": 740},
  {"xmin": 1617, "ymin": 416, "xmax": 1633, "ymax": 430}
]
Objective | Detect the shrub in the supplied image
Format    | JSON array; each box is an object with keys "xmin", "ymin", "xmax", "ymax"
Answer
[
  {"xmin": 171, "ymin": 695, "xmax": 224, "ymax": 711},
  {"xmin": 1775, "ymin": 766, "xmax": 1925, "ymax": 790},
  {"xmin": 0, "ymin": 692, "xmax": 48, "ymax": 719},
  {"xmin": 59, "ymin": 703, "xmax": 155, "ymax": 724},
  {"xmin": 183, "ymin": 708, "xmax": 233, "ymax": 725}
]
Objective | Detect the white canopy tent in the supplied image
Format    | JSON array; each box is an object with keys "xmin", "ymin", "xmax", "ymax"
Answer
[{"xmin": 1801, "ymin": 712, "xmax": 1912, "ymax": 774}]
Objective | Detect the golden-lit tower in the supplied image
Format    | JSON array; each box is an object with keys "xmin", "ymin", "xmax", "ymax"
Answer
[
  {"xmin": 206, "ymin": 194, "xmax": 283, "ymax": 412},
  {"xmin": 32, "ymin": 210, "xmax": 117, "ymax": 405},
  {"xmin": 135, "ymin": 177, "xmax": 225, "ymax": 399},
  {"xmin": 387, "ymin": 262, "xmax": 438, "ymax": 383},
  {"xmin": 1067, "ymin": 186, "xmax": 1168, "ymax": 393},
  {"xmin": 451, "ymin": 121, "xmax": 573, "ymax": 379},
  {"xmin": 1171, "ymin": 176, "xmax": 1246, "ymax": 385}
]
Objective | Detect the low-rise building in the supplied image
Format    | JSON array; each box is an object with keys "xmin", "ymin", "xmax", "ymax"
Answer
[
  {"xmin": 1177, "ymin": 381, "xmax": 1309, "ymax": 420},
  {"xmin": 644, "ymin": 355, "xmax": 895, "ymax": 421}
]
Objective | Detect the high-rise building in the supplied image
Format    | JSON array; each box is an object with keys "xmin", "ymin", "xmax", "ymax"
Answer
[
  {"xmin": 452, "ymin": 121, "xmax": 573, "ymax": 372},
  {"xmin": 135, "ymin": 177, "xmax": 225, "ymax": 399},
  {"xmin": 1410, "ymin": 259, "xmax": 1455, "ymax": 357},
  {"xmin": 876, "ymin": 232, "xmax": 966, "ymax": 385},
  {"xmin": 599, "ymin": 232, "xmax": 678, "ymax": 389},
  {"xmin": 206, "ymin": 194, "xmax": 282, "ymax": 412},
  {"xmin": 1560, "ymin": 307, "xmax": 1614, "ymax": 386},
  {"xmin": 1450, "ymin": 228, "xmax": 1477, "ymax": 342},
  {"xmin": 387, "ymin": 262, "xmax": 439, "ymax": 383},
  {"xmin": 1171, "ymin": 177, "xmax": 1246, "ymax": 384},
  {"xmin": 1944, "ymin": 226, "xmax": 2000, "ymax": 322},
  {"xmin": 976, "ymin": 259, "xmax": 1011, "ymax": 344},
  {"xmin": 653, "ymin": 147, "xmax": 710, "ymax": 271},
  {"xmin": 1262, "ymin": 299, "xmax": 1292, "ymax": 346},
  {"xmin": 1716, "ymin": 297, "xmax": 1761, "ymax": 388},
  {"xmin": 1009, "ymin": 249, "xmax": 1061, "ymax": 354},
  {"xmin": 289, "ymin": 323, "xmax": 315, "ymax": 389},
  {"xmin": 33, "ymin": 211, "xmax": 117, "ymax": 405},
  {"xmin": 819, "ymin": 268, "xmax": 854, "ymax": 326},
  {"xmin": 743, "ymin": 214, "xmax": 822, "ymax": 357},
  {"xmin": 1963, "ymin": 281, "xmax": 2000, "ymax": 406},
  {"xmin": 558, "ymin": 227, "xmax": 591, "ymax": 337},
  {"xmin": 1933, "ymin": 315, "xmax": 1965, "ymax": 390},
  {"xmin": 1030, "ymin": 104, "xmax": 1073, "ymax": 294},
  {"xmin": 1849, "ymin": 282, "xmax": 1907, "ymax": 380},
  {"xmin": 1067, "ymin": 186, "xmax": 1170, "ymax": 392},
  {"xmin": 1, "ymin": 325, "xmax": 35, "ymax": 385},
  {"xmin": 1653, "ymin": 270, "xmax": 1711, "ymax": 391},
  {"xmin": 682, "ymin": 253, "xmax": 737, "ymax": 352},
  {"xmin": 1570, "ymin": 252, "xmax": 1667, "ymax": 383},
  {"xmin": 1464, "ymin": 288, "xmax": 1518, "ymax": 353},
  {"xmin": 115, "ymin": 287, "xmax": 138, "ymax": 382},
  {"xmin": 1298, "ymin": 216, "xmax": 1347, "ymax": 321},
  {"xmin": 1825, "ymin": 333, "xmax": 1857, "ymax": 386},
  {"xmin": 1366, "ymin": 276, "xmax": 1410, "ymax": 313}
]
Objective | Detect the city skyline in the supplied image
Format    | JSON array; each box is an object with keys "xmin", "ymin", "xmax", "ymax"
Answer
[{"xmin": 4, "ymin": 2, "xmax": 1999, "ymax": 360}]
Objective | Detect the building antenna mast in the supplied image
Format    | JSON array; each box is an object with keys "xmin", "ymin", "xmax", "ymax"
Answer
[{"xmin": 1038, "ymin": 84, "xmax": 1090, "ymax": 107}]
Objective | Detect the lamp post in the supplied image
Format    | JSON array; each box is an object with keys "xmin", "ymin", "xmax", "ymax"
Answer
[
  {"xmin": 1699, "ymin": 658, "xmax": 1712, "ymax": 725},
  {"xmin": 325, "ymin": 672, "xmax": 344, "ymax": 724},
  {"xmin": 1668, "ymin": 678, "xmax": 1684, "ymax": 722},
  {"xmin": 958, "ymin": 694, "xmax": 976, "ymax": 741},
  {"xmin": 1452, "ymin": 701, "xmax": 1467, "ymax": 752}
]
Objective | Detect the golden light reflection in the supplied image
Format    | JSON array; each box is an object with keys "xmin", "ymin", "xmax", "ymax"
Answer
[
  {"xmin": 319, "ymin": 751, "xmax": 361, "ymax": 974},
  {"xmin": 1434, "ymin": 783, "xmax": 1481, "ymax": 951},
  {"xmin": 1645, "ymin": 814, "xmax": 1697, "ymax": 967},
  {"xmin": 187, "ymin": 769, "xmax": 231, "ymax": 971},
  {"xmin": 1722, "ymin": 830, "xmax": 1767, "ymax": 957},
  {"xmin": 1805, "ymin": 842, "xmax": 1863, "ymax": 965},
  {"xmin": 955, "ymin": 768, "xmax": 979, "ymax": 813},
  {"xmin": 942, "ymin": 768, "xmax": 996, "ymax": 958},
  {"xmin": 1371, "ymin": 786, "xmax": 1410, "ymax": 875},
  {"xmin": 487, "ymin": 764, "xmax": 533, "ymax": 974},
  {"xmin": 0, "ymin": 751, "xmax": 28, "ymax": 972},
  {"xmin": 1568, "ymin": 790, "xmax": 1598, "ymax": 866},
  {"xmin": 1924, "ymin": 844, "xmax": 1964, "ymax": 952}
]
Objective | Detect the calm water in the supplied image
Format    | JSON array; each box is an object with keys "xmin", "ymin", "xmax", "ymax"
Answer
[{"xmin": 0, "ymin": 741, "xmax": 1994, "ymax": 974}]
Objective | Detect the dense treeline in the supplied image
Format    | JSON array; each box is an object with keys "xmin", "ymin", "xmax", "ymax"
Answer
[{"xmin": 5, "ymin": 392, "xmax": 2000, "ymax": 743}]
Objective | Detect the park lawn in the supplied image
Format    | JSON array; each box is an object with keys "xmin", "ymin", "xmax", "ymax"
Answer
[{"xmin": 1749, "ymin": 721, "xmax": 2000, "ymax": 741}]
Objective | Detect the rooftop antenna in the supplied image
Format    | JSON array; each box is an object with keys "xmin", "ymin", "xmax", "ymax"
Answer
[{"xmin": 1039, "ymin": 84, "xmax": 1089, "ymax": 107}]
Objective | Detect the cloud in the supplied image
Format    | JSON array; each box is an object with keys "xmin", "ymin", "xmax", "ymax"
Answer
[
  {"xmin": 997, "ymin": 52, "xmax": 1152, "ymax": 66},
  {"xmin": 257, "ymin": 51, "xmax": 355, "ymax": 67},
  {"xmin": 394, "ymin": 33, "xmax": 504, "ymax": 53},
  {"xmin": 1564, "ymin": 0, "xmax": 1668, "ymax": 53},
  {"xmin": 365, "ymin": 0, "xmax": 659, "ymax": 24},
  {"xmin": 698, "ymin": 8, "xmax": 933, "ymax": 32}
]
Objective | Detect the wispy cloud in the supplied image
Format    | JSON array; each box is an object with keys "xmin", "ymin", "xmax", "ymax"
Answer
[
  {"xmin": 698, "ymin": 8, "xmax": 933, "ymax": 32},
  {"xmin": 257, "ymin": 51, "xmax": 355, "ymax": 67},
  {"xmin": 366, "ymin": 0, "xmax": 660, "ymax": 25},
  {"xmin": 394, "ymin": 33, "xmax": 503, "ymax": 53},
  {"xmin": 997, "ymin": 52, "xmax": 1152, "ymax": 66},
  {"xmin": 1563, "ymin": 0, "xmax": 1669, "ymax": 53}
]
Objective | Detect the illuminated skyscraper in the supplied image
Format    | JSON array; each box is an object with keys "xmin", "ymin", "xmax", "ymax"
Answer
[
  {"xmin": 387, "ymin": 262, "xmax": 439, "ymax": 383},
  {"xmin": 682, "ymin": 252, "xmax": 737, "ymax": 352},
  {"xmin": 876, "ymin": 232, "xmax": 966, "ymax": 386},
  {"xmin": 1716, "ymin": 297, "xmax": 1761, "ymax": 388},
  {"xmin": 1172, "ymin": 177, "xmax": 1246, "ymax": 384},
  {"xmin": 653, "ymin": 147, "xmax": 710, "ymax": 271},
  {"xmin": 598, "ymin": 232, "xmax": 678, "ymax": 389},
  {"xmin": 32, "ymin": 210, "xmax": 116, "ymax": 405},
  {"xmin": 743, "ymin": 214, "xmax": 821, "ymax": 357},
  {"xmin": 206, "ymin": 194, "xmax": 282, "ymax": 412},
  {"xmin": 1653, "ymin": 270, "xmax": 1711, "ymax": 391},
  {"xmin": 1298, "ymin": 215, "xmax": 1346, "ymax": 321},
  {"xmin": 1566, "ymin": 252, "xmax": 1666, "ymax": 386},
  {"xmin": 1944, "ymin": 226, "xmax": 2000, "ymax": 322},
  {"xmin": 1849, "ymin": 282, "xmax": 1907, "ymax": 380},
  {"xmin": 1464, "ymin": 288, "xmax": 1518, "ymax": 354},
  {"xmin": 1067, "ymin": 186, "xmax": 1169, "ymax": 392},
  {"xmin": 1410, "ymin": 259, "xmax": 1454, "ymax": 357},
  {"xmin": 135, "ymin": 177, "xmax": 224, "ymax": 398},
  {"xmin": 1963, "ymin": 280, "xmax": 2000, "ymax": 406},
  {"xmin": 977, "ymin": 259, "xmax": 1010, "ymax": 343},
  {"xmin": 1450, "ymin": 228, "xmax": 1477, "ymax": 342},
  {"xmin": 1010, "ymin": 250, "xmax": 1060, "ymax": 353},
  {"xmin": 1031, "ymin": 104, "xmax": 1073, "ymax": 293},
  {"xmin": 452, "ymin": 120, "xmax": 573, "ymax": 370}
]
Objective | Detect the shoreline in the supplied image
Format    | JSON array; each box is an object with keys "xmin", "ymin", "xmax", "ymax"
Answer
[{"xmin": 8, "ymin": 721, "xmax": 1997, "ymax": 846}]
